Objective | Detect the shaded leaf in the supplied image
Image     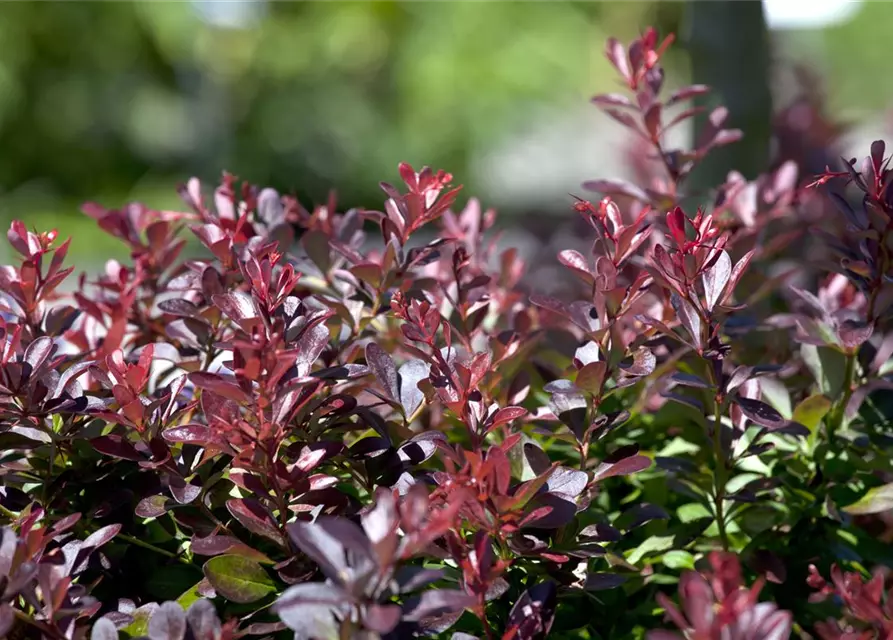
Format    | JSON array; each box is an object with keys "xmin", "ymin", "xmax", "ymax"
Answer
[
  {"xmin": 584, "ymin": 573, "xmax": 627, "ymax": 591},
  {"xmin": 504, "ymin": 582, "xmax": 557, "ymax": 640}
]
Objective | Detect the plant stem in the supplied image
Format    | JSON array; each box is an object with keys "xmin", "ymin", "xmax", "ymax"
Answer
[
  {"xmin": 712, "ymin": 403, "xmax": 729, "ymax": 551},
  {"xmin": 702, "ymin": 344, "xmax": 730, "ymax": 552},
  {"xmin": 13, "ymin": 609, "xmax": 68, "ymax": 640},
  {"xmin": 0, "ymin": 502, "xmax": 18, "ymax": 521},
  {"xmin": 117, "ymin": 533, "xmax": 193, "ymax": 565},
  {"xmin": 825, "ymin": 351, "xmax": 857, "ymax": 471}
]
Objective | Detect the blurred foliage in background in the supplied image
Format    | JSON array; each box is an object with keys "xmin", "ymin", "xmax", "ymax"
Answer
[{"xmin": 0, "ymin": 1, "xmax": 889, "ymax": 266}]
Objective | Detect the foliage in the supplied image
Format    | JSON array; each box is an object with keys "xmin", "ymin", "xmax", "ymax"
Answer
[{"xmin": 0, "ymin": 24, "xmax": 893, "ymax": 640}]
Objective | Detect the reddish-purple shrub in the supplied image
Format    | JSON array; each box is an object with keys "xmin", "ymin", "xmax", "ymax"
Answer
[
  {"xmin": 649, "ymin": 552, "xmax": 792, "ymax": 640},
  {"xmin": 0, "ymin": 24, "xmax": 891, "ymax": 640}
]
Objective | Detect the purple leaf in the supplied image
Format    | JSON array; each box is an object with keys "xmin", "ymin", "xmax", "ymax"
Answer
[
  {"xmin": 158, "ymin": 298, "xmax": 204, "ymax": 319},
  {"xmin": 579, "ymin": 523, "xmax": 622, "ymax": 542},
  {"xmin": 185, "ymin": 600, "xmax": 222, "ymax": 640},
  {"xmin": 162, "ymin": 425, "xmax": 221, "ymax": 448},
  {"xmin": 591, "ymin": 93, "xmax": 635, "ymax": 108},
  {"xmin": 592, "ymin": 454, "xmax": 652, "ymax": 483},
  {"xmin": 274, "ymin": 582, "xmax": 349, "ymax": 638},
  {"xmin": 734, "ymin": 397, "xmax": 786, "ymax": 429},
  {"xmin": 670, "ymin": 294, "xmax": 702, "ymax": 349},
  {"xmin": 136, "ymin": 495, "xmax": 172, "ymax": 518},
  {"xmin": 366, "ymin": 342, "xmax": 398, "ymax": 401},
  {"xmin": 524, "ymin": 443, "xmax": 552, "ymax": 476},
  {"xmin": 702, "ymin": 250, "xmax": 731, "ymax": 312},
  {"xmin": 91, "ymin": 435, "xmax": 143, "ymax": 461},
  {"xmin": 488, "ymin": 406, "xmax": 528, "ymax": 432},
  {"xmin": 53, "ymin": 361, "xmax": 93, "ymax": 398},
  {"xmin": 504, "ymin": 582, "xmax": 557, "ymax": 640},
  {"xmin": 620, "ymin": 503, "xmax": 669, "ymax": 530},
  {"xmin": 669, "ymin": 372, "xmax": 711, "ymax": 389},
  {"xmin": 523, "ymin": 493, "xmax": 577, "ymax": 529},
  {"xmin": 46, "ymin": 305, "xmax": 80, "ymax": 335},
  {"xmin": 576, "ymin": 361, "xmax": 607, "ymax": 394},
  {"xmin": 558, "ymin": 250, "xmax": 592, "ymax": 280},
  {"xmin": 191, "ymin": 534, "xmax": 271, "ymax": 564},
  {"xmin": 295, "ymin": 323, "xmax": 329, "ymax": 377},
  {"xmin": 169, "ymin": 477, "xmax": 202, "ymax": 505},
  {"xmin": 666, "ymin": 84, "xmax": 710, "ymax": 106},
  {"xmin": 82, "ymin": 523, "xmax": 121, "ymax": 551},
  {"xmin": 147, "ymin": 601, "xmax": 187, "ymax": 640},
  {"xmin": 545, "ymin": 467, "xmax": 588, "ymax": 498},
  {"xmin": 362, "ymin": 488, "xmax": 399, "ymax": 544},
  {"xmin": 311, "ymin": 364, "xmax": 371, "ymax": 380},
  {"xmin": 393, "ymin": 567, "xmax": 446, "ymax": 594},
  {"xmin": 585, "ymin": 573, "xmax": 627, "ymax": 591},
  {"xmin": 398, "ymin": 359, "xmax": 430, "ymax": 416},
  {"xmin": 838, "ymin": 319, "xmax": 873, "ymax": 349},
  {"xmin": 287, "ymin": 517, "xmax": 376, "ymax": 583},
  {"xmin": 23, "ymin": 336, "xmax": 55, "ymax": 373},
  {"xmin": 226, "ymin": 498, "xmax": 286, "ymax": 546},
  {"xmin": 212, "ymin": 291, "xmax": 260, "ymax": 324},
  {"xmin": 89, "ymin": 617, "xmax": 118, "ymax": 640},
  {"xmin": 402, "ymin": 589, "xmax": 475, "ymax": 622},
  {"xmin": 621, "ymin": 348, "xmax": 656, "ymax": 377},
  {"xmin": 528, "ymin": 294, "xmax": 567, "ymax": 317},
  {"xmin": 363, "ymin": 604, "xmax": 402, "ymax": 634},
  {"xmin": 398, "ymin": 431, "xmax": 445, "ymax": 465},
  {"xmin": 189, "ymin": 372, "xmax": 249, "ymax": 404}
]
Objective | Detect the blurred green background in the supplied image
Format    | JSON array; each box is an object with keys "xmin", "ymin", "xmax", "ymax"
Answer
[{"xmin": 0, "ymin": 0, "xmax": 886, "ymax": 266}]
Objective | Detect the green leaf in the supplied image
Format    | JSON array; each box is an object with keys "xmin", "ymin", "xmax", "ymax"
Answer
[
  {"xmin": 661, "ymin": 550, "xmax": 695, "ymax": 570},
  {"xmin": 203, "ymin": 555, "xmax": 276, "ymax": 604},
  {"xmin": 793, "ymin": 394, "xmax": 832, "ymax": 433},
  {"xmin": 627, "ymin": 534, "xmax": 675, "ymax": 565},
  {"xmin": 843, "ymin": 482, "xmax": 893, "ymax": 515},
  {"xmin": 802, "ymin": 344, "xmax": 847, "ymax": 399},
  {"xmin": 120, "ymin": 605, "xmax": 154, "ymax": 637},
  {"xmin": 508, "ymin": 433, "xmax": 538, "ymax": 482},
  {"xmin": 677, "ymin": 503, "xmax": 711, "ymax": 523},
  {"xmin": 176, "ymin": 580, "xmax": 206, "ymax": 610},
  {"xmin": 794, "ymin": 393, "xmax": 833, "ymax": 451},
  {"xmin": 145, "ymin": 564, "xmax": 203, "ymax": 601},
  {"xmin": 759, "ymin": 377, "xmax": 791, "ymax": 419}
]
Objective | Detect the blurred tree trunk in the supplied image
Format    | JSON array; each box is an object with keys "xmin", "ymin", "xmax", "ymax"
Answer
[{"xmin": 683, "ymin": 0, "xmax": 772, "ymax": 200}]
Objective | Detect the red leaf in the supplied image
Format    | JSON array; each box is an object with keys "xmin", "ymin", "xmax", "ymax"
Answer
[
  {"xmin": 91, "ymin": 435, "xmax": 143, "ymax": 461},
  {"xmin": 487, "ymin": 406, "xmax": 528, "ymax": 432},
  {"xmin": 592, "ymin": 455, "xmax": 652, "ymax": 483},
  {"xmin": 557, "ymin": 250, "xmax": 592, "ymax": 282},
  {"xmin": 189, "ymin": 372, "xmax": 250, "ymax": 404},
  {"xmin": 226, "ymin": 498, "xmax": 286, "ymax": 547}
]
